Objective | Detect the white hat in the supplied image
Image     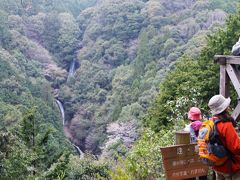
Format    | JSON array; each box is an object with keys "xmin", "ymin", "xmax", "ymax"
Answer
[{"xmin": 208, "ymin": 95, "xmax": 231, "ymax": 115}]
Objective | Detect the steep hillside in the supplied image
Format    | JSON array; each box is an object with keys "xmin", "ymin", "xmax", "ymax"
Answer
[
  {"xmin": 0, "ymin": 0, "xmax": 238, "ymax": 159},
  {"xmin": 1, "ymin": 0, "xmax": 240, "ymax": 178},
  {"xmin": 110, "ymin": 6, "xmax": 240, "ymax": 179},
  {"xmin": 0, "ymin": 0, "xmax": 97, "ymax": 178},
  {"xmin": 59, "ymin": 0, "xmax": 238, "ymax": 154}
]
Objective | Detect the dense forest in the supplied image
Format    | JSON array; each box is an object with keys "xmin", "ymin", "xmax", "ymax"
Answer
[{"xmin": 1, "ymin": 0, "xmax": 240, "ymax": 179}]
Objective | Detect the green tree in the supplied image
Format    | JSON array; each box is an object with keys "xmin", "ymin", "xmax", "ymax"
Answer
[
  {"xmin": 110, "ymin": 128, "xmax": 174, "ymax": 179},
  {"xmin": 134, "ymin": 30, "xmax": 152, "ymax": 77},
  {"xmin": 144, "ymin": 56, "xmax": 203, "ymax": 130},
  {"xmin": 42, "ymin": 13, "xmax": 60, "ymax": 53},
  {"xmin": 0, "ymin": 130, "xmax": 32, "ymax": 179},
  {"xmin": 0, "ymin": 10, "xmax": 11, "ymax": 49},
  {"xmin": 19, "ymin": 109, "xmax": 65, "ymax": 178},
  {"xmin": 66, "ymin": 154, "xmax": 109, "ymax": 179},
  {"xmin": 145, "ymin": 6, "xmax": 240, "ymax": 131},
  {"xmin": 57, "ymin": 12, "xmax": 80, "ymax": 67}
]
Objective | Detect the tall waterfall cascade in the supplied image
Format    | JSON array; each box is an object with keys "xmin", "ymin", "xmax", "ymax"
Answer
[
  {"xmin": 55, "ymin": 99, "xmax": 84, "ymax": 159},
  {"xmin": 55, "ymin": 59, "xmax": 84, "ymax": 158}
]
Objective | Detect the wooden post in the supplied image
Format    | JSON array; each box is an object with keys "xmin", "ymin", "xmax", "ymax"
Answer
[
  {"xmin": 220, "ymin": 65, "xmax": 229, "ymax": 97},
  {"xmin": 175, "ymin": 130, "xmax": 190, "ymax": 145}
]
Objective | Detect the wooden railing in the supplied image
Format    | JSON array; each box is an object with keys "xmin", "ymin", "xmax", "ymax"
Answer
[{"xmin": 214, "ymin": 55, "xmax": 240, "ymax": 121}]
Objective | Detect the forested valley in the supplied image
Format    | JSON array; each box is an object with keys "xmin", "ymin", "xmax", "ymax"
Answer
[{"xmin": 0, "ymin": 0, "xmax": 240, "ymax": 179}]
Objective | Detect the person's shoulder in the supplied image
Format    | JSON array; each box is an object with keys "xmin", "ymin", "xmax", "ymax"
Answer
[
  {"xmin": 219, "ymin": 120, "xmax": 233, "ymax": 125},
  {"xmin": 217, "ymin": 121, "xmax": 234, "ymax": 130}
]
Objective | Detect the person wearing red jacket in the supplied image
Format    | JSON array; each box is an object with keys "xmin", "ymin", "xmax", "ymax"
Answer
[{"xmin": 208, "ymin": 94, "xmax": 240, "ymax": 179}]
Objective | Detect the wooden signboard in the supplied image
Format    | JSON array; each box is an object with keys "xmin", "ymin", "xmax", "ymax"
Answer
[{"xmin": 160, "ymin": 143, "xmax": 208, "ymax": 180}]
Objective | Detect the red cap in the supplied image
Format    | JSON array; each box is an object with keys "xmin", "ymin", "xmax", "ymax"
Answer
[{"xmin": 188, "ymin": 107, "xmax": 202, "ymax": 121}]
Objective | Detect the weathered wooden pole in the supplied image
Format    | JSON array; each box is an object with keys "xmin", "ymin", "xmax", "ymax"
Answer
[{"xmin": 175, "ymin": 130, "xmax": 190, "ymax": 145}]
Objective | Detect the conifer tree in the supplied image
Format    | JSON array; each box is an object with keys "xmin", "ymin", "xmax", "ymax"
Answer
[{"xmin": 134, "ymin": 30, "xmax": 152, "ymax": 78}]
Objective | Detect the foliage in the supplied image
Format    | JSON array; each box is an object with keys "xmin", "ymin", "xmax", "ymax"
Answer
[
  {"xmin": 0, "ymin": 0, "xmax": 240, "ymax": 178},
  {"xmin": 41, "ymin": 153, "xmax": 70, "ymax": 179},
  {"xmin": 133, "ymin": 29, "xmax": 152, "ymax": 77},
  {"xmin": 59, "ymin": 0, "xmax": 239, "ymax": 154},
  {"xmin": 0, "ymin": 0, "xmax": 96, "ymax": 16},
  {"xmin": 144, "ymin": 57, "xmax": 205, "ymax": 130},
  {"xmin": 110, "ymin": 128, "xmax": 174, "ymax": 179},
  {"xmin": 145, "ymin": 5, "xmax": 240, "ymax": 131},
  {"xmin": 0, "ymin": 108, "xmax": 70, "ymax": 179},
  {"xmin": 66, "ymin": 154, "xmax": 110, "ymax": 179},
  {"xmin": 57, "ymin": 12, "xmax": 80, "ymax": 67},
  {"xmin": 0, "ymin": 130, "xmax": 32, "ymax": 179},
  {"xmin": 0, "ymin": 40, "xmax": 69, "ymax": 179},
  {"xmin": 0, "ymin": 9, "xmax": 11, "ymax": 48}
]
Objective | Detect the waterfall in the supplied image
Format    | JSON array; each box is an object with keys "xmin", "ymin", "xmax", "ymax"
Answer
[
  {"xmin": 54, "ymin": 59, "xmax": 84, "ymax": 158},
  {"xmin": 56, "ymin": 99, "xmax": 65, "ymax": 125},
  {"xmin": 55, "ymin": 98, "xmax": 84, "ymax": 159},
  {"xmin": 71, "ymin": 141, "xmax": 84, "ymax": 159},
  {"xmin": 68, "ymin": 60, "xmax": 76, "ymax": 79}
]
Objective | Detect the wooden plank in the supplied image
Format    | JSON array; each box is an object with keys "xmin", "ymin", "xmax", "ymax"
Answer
[
  {"xmin": 232, "ymin": 65, "xmax": 240, "ymax": 80},
  {"xmin": 161, "ymin": 144, "xmax": 209, "ymax": 179},
  {"xmin": 214, "ymin": 55, "xmax": 240, "ymax": 65},
  {"xmin": 220, "ymin": 65, "xmax": 229, "ymax": 97},
  {"xmin": 160, "ymin": 144, "xmax": 198, "ymax": 160},
  {"xmin": 226, "ymin": 56, "xmax": 240, "ymax": 65},
  {"xmin": 165, "ymin": 165, "xmax": 209, "ymax": 180},
  {"xmin": 162, "ymin": 155, "xmax": 205, "ymax": 171},
  {"xmin": 226, "ymin": 64, "xmax": 240, "ymax": 97},
  {"xmin": 227, "ymin": 59, "xmax": 240, "ymax": 65},
  {"xmin": 229, "ymin": 65, "xmax": 240, "ymax": 122},
  {"xmin": 232, "ymin": 103, "xmax": 240, "ymax": 121}
]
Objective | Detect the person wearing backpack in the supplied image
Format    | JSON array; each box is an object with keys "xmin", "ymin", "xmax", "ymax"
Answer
[
  {"xmin": 188, "ymin": 107, "xmax": 203, "ymax": 143},
  {"xmin": 187, "ymin": 107, "xmax": 208, "ymax": 180},
  {"xmin": 208, "ymin": 94, "xmax": 240, "ymax": 179}
]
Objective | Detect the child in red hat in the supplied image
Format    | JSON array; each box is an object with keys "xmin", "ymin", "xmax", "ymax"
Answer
[
  {"xmin": 187, "ymin": 107, "xmax": 207, "ymax": 180},
  {"xmin": 188, "ymin": 107, "xmax": 203, "ymax": 143}
]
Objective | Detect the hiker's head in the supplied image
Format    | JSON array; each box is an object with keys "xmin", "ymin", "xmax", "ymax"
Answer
[
  {"xmin": 208, "ymin": 95, "xmax": 231, "ymax": 115},
  {"xmin": 188, "ymin": 107, "xmax": 202, "ymax": 121}
]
